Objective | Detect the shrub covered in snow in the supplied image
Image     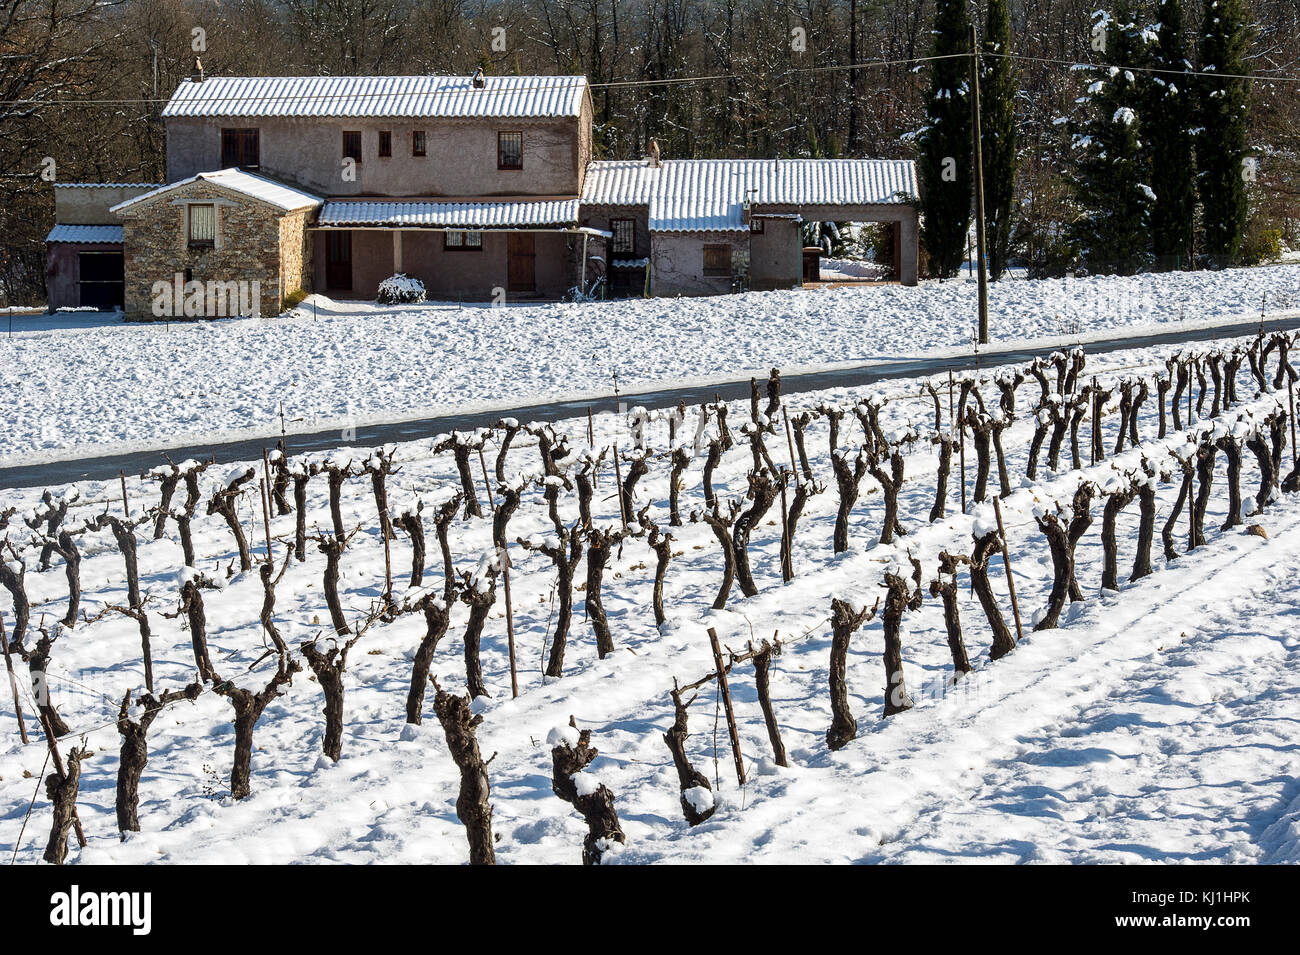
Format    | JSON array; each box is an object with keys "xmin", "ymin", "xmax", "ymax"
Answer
[{"xmin": 377, "ymin": 273, "xmax": 427, "ymax": 305}]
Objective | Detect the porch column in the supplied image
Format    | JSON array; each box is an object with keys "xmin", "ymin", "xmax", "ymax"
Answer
[
  {"xmin": 393, "ymin": 230, "xmax": 403, "ymax": 274},
  {"xmin": 898, "ymin": 213, "xmax": 919, "ymax": 286}
]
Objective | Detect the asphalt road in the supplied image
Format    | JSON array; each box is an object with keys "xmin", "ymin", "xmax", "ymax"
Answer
[{"xmin": 5, "ymin": 313, "xmax": 1299, "ymax": 490}]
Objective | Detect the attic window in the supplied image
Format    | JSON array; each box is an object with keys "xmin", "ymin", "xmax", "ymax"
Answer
[
  {"xmin": 498, "ymin": 131, "xmax": 523, "ymax": 170},
  {"xmin": 188, "ymin": 203, "xmax": 216, "ymax": 247},
  {"xmin": 221, "ymin": 128, "xmax": 259, "ymax": 170},
  {"xmin": 343, "ymin": 130, "xmax": 362, "ymax": 164}
]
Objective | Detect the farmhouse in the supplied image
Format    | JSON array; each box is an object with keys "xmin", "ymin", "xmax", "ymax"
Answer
[{"xmin": 45, "ymin": 71, "xmax": 918, "ymax": 318}]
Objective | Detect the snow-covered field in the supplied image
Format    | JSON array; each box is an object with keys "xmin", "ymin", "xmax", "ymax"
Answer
[
  {"xmin": 1, "ymin": 331, "xmax": 1298, "ymax": 864},
  {"xmin": 3, "ymin": 265, "xmax": 1299, "ymax": 466}
]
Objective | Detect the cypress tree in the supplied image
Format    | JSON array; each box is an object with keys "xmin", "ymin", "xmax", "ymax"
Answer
[
  {"xmin": 1197, "ymin": 0, "xmax": 1251, "ymax": 263},
  {"xmin": 981, "ymin": 0, "xmax": 1018, "ymax": 280},
  {"xmin": 1143, "ymin": 0, "xmax": 1197, "ymax": 269},
  {"xmin": 917, "ymin": 0, "xmax": 973, "ymax": 279},
  {"xmin": 1068, "ymin": 6, "xmax": 1154, "ymax": 274}
]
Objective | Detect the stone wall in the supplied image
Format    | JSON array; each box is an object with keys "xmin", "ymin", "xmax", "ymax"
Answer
[
  {"xmin": 120, "ymin": 181, "xmax": 291, "ymax": 320},
  {"xmin": 279, "ymin": 208, "xmax": 313, "ymax": 300}
]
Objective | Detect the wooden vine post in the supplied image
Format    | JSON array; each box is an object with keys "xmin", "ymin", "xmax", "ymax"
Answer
[
  {"xmin": 1290, "ymin": 371, "xmax": 1298, "ymax": 467},
  {"xmin": 992, "ymin": 497, "xmax": 1024, "ymax": 642},
  {"xmin": 0, "ymin": 612, "xmax": 28, "ymax": 743},
  {"xmin": 499, "ymin": 545, "xmax": 519, "ymax": 699},
  {"xmin": 783, "ymin": 408, "xmax": 799, "ymax": 487},
  {"xmin": 706, "ymin": 627, "xmax": 745, "ymax": 786},
  {"xmin": 778, "ymin": 469, "xmax": 793, "ymax": 582},
  {"xmin": 952, "ymin": 370, "xmax": 966, "ymax": 513},
  {"xmin": 119, "ymin": 470, "xmax": 130, "ymax": 517},
  {"xmin": 259, "ymin": 477, "xmax": 274, "ymax": 565},
  {"xmin": 477, "ymin": 445, "xmax": 495, "ymax": 510}
]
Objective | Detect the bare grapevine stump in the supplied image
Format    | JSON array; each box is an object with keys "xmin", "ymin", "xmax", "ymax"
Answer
[
  {"xmin": 44, "ymin": 745, "xmax": 91, "ymax": 864},
  {"xmin": 733, "ymin": 470, "xmax": 777, "ymax": 597},
  {"xmin": 396, "ymin": 504, "xmax": 426, "ymax": 588},
  {"xmin": 1101, "ymin": 476, "xmax": 1138, "ymax": 591},
  {"xmin": 831, "ymin": 447, "xmax": 869, "ymax": 553},
  {"xmin": 206, "ymin": 467, "xmax": 256, "ymax": 572},
  {"xmin": 971, "ymin": 530, "xmax": 1016, "ymax": 659},
  {"xmin": 930, "ymin": 552, "xmax": 973, "ymax": 676},
  {"xmin": 215, "ymin": 651, "xmax": 300, "ymax": 800},
  {"xmin": 316, "ymin": 534, "xmax": 351, "ymax": 636},
  {"xmin": 179, "ymin": 577, "xmax": 217, "ymax": 682},
  {"xmin": 0, "ymin": 546, "xmax": 30, "ymax": 646},
  {"xmin": 827, "ymin": 597, "xmax": 875, "ymax": 750},
  {"xmin": 301, "ymin": 633, "xmax": 362, "ymax": 761},
  {"xmin": 664, "ymin": 688, "xmax": 717, "ymax": 825},
  {"xmin": 551, "ymin": 720, "xmax": 626, "ymax": 865},
  {"xmin": 1162, "ymin": 451, "xmax": 1195, "ymax": 561},
  {"xmin": 1217, "ymin": 432, "xmax": 1245, "ymax": 530},
  {"xmin": 1190, "ymin": 439, "xmax": 1216, "ymax": 550},
  {"xmin": 881, "ymin": 556, "xmax": 922, "ymax": 716},
  {"xmin": 460, "ymin": 565, "xmax": 499, "ymax": 698},
  {"xmin": 116, "ymin": 683, "xmax": 201, "ymax": 833},
  {"xmin": 519, "ymin": 525, "xmax": 584, "ymax": 676},
  {"xmin": 405, "ymin": 592, "xmax": 451, "ymax": 723},
  {"xmin": 640, "ymin": 515, "xmax": 673, "ymax": 628},
  {"xmin": 750, "ymin": 641, "xmax": 788, "ymax": 766},
  {"xmin": 585, "ymin": 526, "xmax": 624, "ymax": 657},
  {"xmin": 1033, "ymin": 483, "xmax": 1094, "ymax": 631},
  {"xmin": 1130, "ymin": 462, "xmax": 1159, "ymax": 582},
  {"xmin": 431, "ymin": 679, "xmax": 495, "ymax": 864}
]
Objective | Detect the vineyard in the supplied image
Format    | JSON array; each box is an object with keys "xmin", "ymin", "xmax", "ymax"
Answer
[{"xmin": 2, "ymin": 329, "xmax": 1300, "ymax": 864}]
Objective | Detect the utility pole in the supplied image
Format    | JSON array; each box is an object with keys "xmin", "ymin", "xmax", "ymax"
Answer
[{"xmin": 968, "ymin": 22, "xmax": 990, "ymax": 346}]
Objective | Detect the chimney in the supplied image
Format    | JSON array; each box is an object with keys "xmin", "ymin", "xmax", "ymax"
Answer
[
  {"xmin": 190, "ymin": 57, "xmax": 204, "ymax": 83},
  {"xmin": 647, "ymin": 138, "xmax": 661, "ymax": 167},
  {"xmin": 471, "ymin": 68, "xmax": 485, "ymax": 89}
]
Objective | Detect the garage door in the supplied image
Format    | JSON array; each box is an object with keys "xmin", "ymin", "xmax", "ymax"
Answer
[{"xmin": 78, "ymin": 251, "xmax": 125, "ymax": 308}]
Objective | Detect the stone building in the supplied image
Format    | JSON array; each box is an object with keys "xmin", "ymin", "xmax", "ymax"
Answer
[
  {"xmin": 110, "ymin": 169, "xmax": 319, "ymax": 319},
  {"xmin": 45, "ymin": 71, "xmax": 919, "ymax": 316}
]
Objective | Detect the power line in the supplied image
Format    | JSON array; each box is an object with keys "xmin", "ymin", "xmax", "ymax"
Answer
[
  {"xmin": 986, "ymin": 51, "xmax": 1300, "ymax": 86},
  {"xmin": 0, "ymin": 49, "xmax": 1292, "ymax": 112}
]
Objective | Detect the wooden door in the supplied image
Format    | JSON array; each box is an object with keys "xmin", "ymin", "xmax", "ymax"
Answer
[
  {"xmin": 326, "ymin": 231, "xmax": 352, "ymax": 291},
  {"xmin": 507, "ymin": 232, "xmax": 535, "ymax": 293}
]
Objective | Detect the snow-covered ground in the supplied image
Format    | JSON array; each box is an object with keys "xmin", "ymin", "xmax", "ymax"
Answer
[
  {"xmin": 818, "ymin": 257, "xmax": 892, "ymax": 281},
  {"xmin": 1, "ymin": 332, "xmax": 1297, "ymax": 864},
  {"xmin": 2, "ymin": 265, "xmax": 1299, "ymax": 467}
]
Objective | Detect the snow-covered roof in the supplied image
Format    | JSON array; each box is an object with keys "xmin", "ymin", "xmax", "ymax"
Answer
[
  {"xmin": 162, "ymin": 75, "xmax": 589, "ymax": 120},
  {"xmin": 110, "ymin": 169, "xmax": 322, "ymax": 214},
  {"xmin": 45, "ymin": 224, "xmax": 124, "ymax": 244},
  {"xmin": 582, "ymin": 158, "xmax": 917, "ymax": 232},
  {"xmin": 318, "ymin": 198, "xmax": 579, "ymax": 229}
]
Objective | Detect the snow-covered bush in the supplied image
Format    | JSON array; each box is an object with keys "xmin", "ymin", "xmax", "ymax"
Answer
[{"xmin": 377, "ymin": 273, "xmax": 426, "ymax": 305}]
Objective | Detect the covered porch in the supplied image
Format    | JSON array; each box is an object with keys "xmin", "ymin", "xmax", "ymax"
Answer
[{"xmin": 312, "ymin": 198, "xmax": 589, "ymax": 302}]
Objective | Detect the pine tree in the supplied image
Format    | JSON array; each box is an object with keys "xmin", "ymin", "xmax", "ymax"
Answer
[
  {"xmin": 1143, "ymin": 0, "xmax": 1196, "ymax": 269},
  {"xmin": 917, "ymin": 0, "xmax": 973, "ymax": 279},
  {"xmin": 1068, "ymin": 6, "xmax": 1154, "ymax": 274},
  {"xmin": 981, "ymin": 0, "xmax": 1018, "ymax": 280},
  {"xmin": 1197, "ymin": 0, "xmax": 1251, "ymax": 262}
]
